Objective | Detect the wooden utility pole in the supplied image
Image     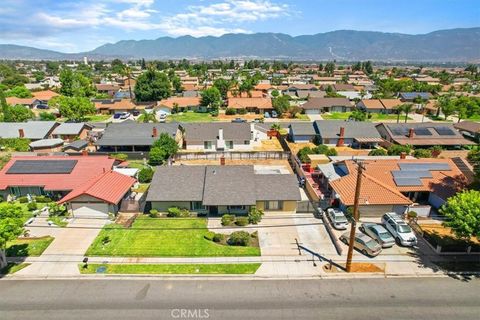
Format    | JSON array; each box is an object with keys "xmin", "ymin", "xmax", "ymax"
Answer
[{"xmin": 345, "ymin": 161, "xmax": 365, "ymax": 272}]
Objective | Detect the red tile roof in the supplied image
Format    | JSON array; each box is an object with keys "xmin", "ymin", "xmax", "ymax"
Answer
[
  {"xmin": 0, "ymin": 156, "xmax": 116, "ymax": 192},
  {"xmin": 59, "ymin": 171, "xmax": 136, "ymax": 205}
]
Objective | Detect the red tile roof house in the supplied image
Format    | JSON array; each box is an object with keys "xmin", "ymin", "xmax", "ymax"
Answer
[
  {"xmin": 0, "ymin": 156, "xmax": 135, "ymax": 218},
  {"xmin": 324, "ymin": 158, "xmax": 467, "ymax": 217},
  {"xmin": 227, "ymin": 97, "xmax": 273, "ymax": 114}
]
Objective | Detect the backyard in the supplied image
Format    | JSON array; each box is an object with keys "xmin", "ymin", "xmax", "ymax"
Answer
[
  {"xmin": 79, "ymin": 263, "xmax": 261, "ymax": 274},
  {"xmin": 322, "ymin": 112, "xmax": 412, "ymax": 121},
  {"xmin": 86, "ymin": 217, "xmax": 261, "ymax": 257}
]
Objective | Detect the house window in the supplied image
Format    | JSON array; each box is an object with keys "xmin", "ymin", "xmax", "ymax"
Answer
[
  {"xmin": 244, "ymin": 140, "xmax": 250, "ymax": 145},
  {"xmin": 191, "ymin": 201, "xmax": 205, "ymax": 211},
  {"xmin": 265, "ymin": 201, "xmax": 283, "ymax": 210},
  {"xmin": 226, "ymin": 141, "xmax": 234, "ymax": 150},
  {"xmin": 228, "ymin": 205, "xmax": 245, "ymax": 211},
  {"xmin": 204, "ymin": 141, "xmax": 213, "ymax": 150}
]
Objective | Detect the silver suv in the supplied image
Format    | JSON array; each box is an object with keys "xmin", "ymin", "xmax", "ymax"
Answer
[{"xmin": 381, "ymin": 212, "xmax": 417, "ymax": 247}]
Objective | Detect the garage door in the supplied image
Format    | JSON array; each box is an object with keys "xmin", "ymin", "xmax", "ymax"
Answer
[
  {"xmin": 305, "ymin": 109, "xmax": 320, "ymax": 115},
  {"xmin": 72, "ymin": 203, "xmax": 109, "ymax": 218}
]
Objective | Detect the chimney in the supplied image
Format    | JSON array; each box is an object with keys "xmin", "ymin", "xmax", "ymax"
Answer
[
  {"xmin": 218, "ymin": 128, "xmax": 224, "ymax": 140},
  {"xmin": 400, "ymin": 152, "xmax": 407, "ymax": 159},
  {"xmin": 18, "ymin": 129, "xmax": 25, "ymax": 138},
  {"xmin": 152, "ymin": 126, "xmax": 158, "ymax": 138},
  {"xmin": 220, "ymin": 156, "xmax": 225, "ymax": 166},
  {"xmin": 82, "ymin": 150, "xmax": 88, "ymax": 156},
  {"xmin": 336, "ymin": 127, "xmax": 345, "ymax": 147},
  {"xmin": 408, "ymin": 128, "xmax": 414, "ymax": 139}
]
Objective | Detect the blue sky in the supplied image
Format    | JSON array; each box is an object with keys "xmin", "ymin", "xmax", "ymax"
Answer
[{"xmin": 0, "ymin": 0, "xmax": 478, "ymax": 52}]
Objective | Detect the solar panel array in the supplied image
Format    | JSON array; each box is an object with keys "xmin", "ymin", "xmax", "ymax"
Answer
[
  {"xmin": 6, "ymin": 160, "xmax": 78, "ymax": 174},
  {"xmin": 392, "ymin": 162, "xmax": 451, "ymax": 187},
  {"xmin": 391, "ymin": 170, "xmax": 433, "ymax": 178},
  {"xmin": 398, "ymin": 162, "xmax": 451, "ymax": 171},
  {"xmin": 434, "ymin": 126, "xmax": 456, "ymax": 136},
  {"xmin": 393, "ymin": 177, "xmax": 424, "ymax": 186},
  {"xmin": 414, "ymin": 127, "xmax": 432, "ymax": 136},
  {"xmin": 388, "ymin": 125, "xmax": 408, "ymax": 136}
]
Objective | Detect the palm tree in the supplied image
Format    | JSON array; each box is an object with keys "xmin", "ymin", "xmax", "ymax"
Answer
[
  {"xmin": 402, "ymin": 103, "xmax": 413, "ymax": 123},
  {"xmin": 394, "ymin": 105, "xmax": 404, "ymax": 123},
  {"xmin": 122, "ymin": 65, "xmax": 133, "ymax": 100},
  {"xmin": 141, "ymin": 110, "xmax": 157, "ymax": 123}
]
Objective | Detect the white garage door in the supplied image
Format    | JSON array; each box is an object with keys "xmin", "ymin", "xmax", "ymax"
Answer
[
  {"xmin": 305, "ymin": 109, "xmax": 320, "ymax": 115},
  {"xmin": 72, "ymin": 203, "xmax": 109, "ymax": 218}
]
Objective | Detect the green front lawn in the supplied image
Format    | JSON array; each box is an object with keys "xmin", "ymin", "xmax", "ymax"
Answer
[
  {"xmin": 0, "ymin": 263, "xmax": 30, "ymax": 275},
  {"xmin": 84, "ymin": 114, "xmax": 112, "ymax": 122},
  {"xmin": 79, "ymin": 263, "xmax": 261, "ymax": 274},
  {"xmin": 86, "ymin": 217, "xmax": 260, "ymax": 257},
  {"xmin": 168, "ymin": 111, "xmax": 216, "ymax": 123},
  {"xmin": 6, "ymin": 236, "xmax": 55, "ymax": 257}
]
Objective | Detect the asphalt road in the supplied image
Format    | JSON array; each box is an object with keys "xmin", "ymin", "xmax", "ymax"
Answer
[{"xmin": 0, "ymin": 277, "xmax": 479, "ymax": 320}]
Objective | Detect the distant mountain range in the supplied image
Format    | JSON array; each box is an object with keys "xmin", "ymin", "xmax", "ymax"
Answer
[{"xmin": 1, "ymin": 28, "xmax": 479, "ymax": 62}]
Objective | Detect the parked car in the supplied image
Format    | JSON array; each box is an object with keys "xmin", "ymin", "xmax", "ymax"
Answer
[
  {"xmin": 359, "ymin": 223, "xmax": 395, "ymax": 248},
  {"xmin": 339, "ymin": 232, "xmax": 382, "ymax": 257},
  {"xmin": 36, "ymin": 104, "xmax": 49, "ymax": 109},
  {"xmin": 113, "ymin": 113, "xmax": 122, "ymax": 119},
  {"xmin": 132, "ymin": 110, "xmax": 140, "ymax": 116},
  {"xmin": 381, "ymin": 213, "xmax": 417, "ymax": 247},
  {"xmin": 271, "ymin": 110, "xmax": 278, "ymax": 118},
  {"xmin": 264, "ymin": 112, "xmax": 271, "ymax": 118},
  {"xmin": 231, "ymin": 118, "xmax": 246, "ymax": 123},
  {"xmin": 158, "ymin": 113, "xmax": 167, "ymax": 122},
  {"xmin": 326, "ymin": 208, "xmax": 349, "ymax": 230},
  {"xmin": 120, "ymin": 112, "xmax": 131, "ymax": 120}
]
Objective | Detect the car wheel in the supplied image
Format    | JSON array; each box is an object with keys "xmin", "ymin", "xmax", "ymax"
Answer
[
  {"xmin": 362, "ymin": 249, "xmax": 368, "ymax": 256},
  {"xmin": 395, "ymin": 237, "xmax": 401, "ymax": 245},
  {"xmin": 359, "ymin": 226, "xmax": 364, "ymax": 233},
  {"xmin": 341, "ymin": 237, "xmax": 348, "ymax": 245}
]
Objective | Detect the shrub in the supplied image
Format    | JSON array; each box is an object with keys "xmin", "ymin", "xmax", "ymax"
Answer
[
  {"xmin": 101, "ymin": 235, "xmax": 111, "ymax": 245},
  {"xmin": 35, "ymin": 196, "xmax": 52, "ymax": 203},
  {"xmin": 407, "ymin": 211, "xmax": 418, "ymax": 220},
  {"xmin": 149, "ymin": 209, "xmax": 159, "ymax": 218},
  {"xmin": 237, "ymin": 108, "xmax": 247, "ymax": 115},
  {"xmin": 210, "ymin": 110, "xmax": 219, "ymax": 117},
  {"xmin": 27, "ymin": 201, "xmax": 37, "ymax": 211},
  {"xmin": 0, "ymin": 195, "xmax": 3, "ymax": 202},
  {"xmin": 414, "ymin": 149, "xmax": 432, "ymax": 158},
  {"xmin": 17, "ymin": 196, "xmax": 28, "ymax": 203},
  {"xmin": 204, "ymin": 231, "xmax": 215, "ymax": 241},
  {"xmin": 148, "ymin": 147, "xmax": 167, "ymax": 166},
  {"xmin": 248, "ymin": 206, "xmax": 264, "ymax": 224},
  {"xmin": 228, "ymin": 231, "xmax": 250, "ymax": 246},
  {"xmin": 48, "ymin": 203, "xmax": 66, "ymax": 216},
  {"xmin": 325, "ymin": 148, "xmax": 338, "ymax": 156},
  {"xmin": 388, "ymin": 144, "xmax": 412, "ymax": 156},
  {"xmin": 213, "ymin": 233, "xmax": 224, "ymax": 243},
  {"xmin": 368, "ymin": 148, "xmax": 388, "ymax": 156},
  {"xmin": 167, "ymin": 207, "xmax": 190, "ymax": 217},
  {"xmin": 221, "ymin": 214, "xmax": 235, "ymax": 226},
  {"xmin": 138, "ymin": 167, "xmax": 154, "ymax": 183},
  {"xmin": 235, "ymin": 216, "xmax": 249, "ymax": 226},
  {"xmin": 225, "ymin": 108, "xmax": 236, "ymax": 115},
  {"xmin": 109, "ymin": 153, "xmax": 128, "ymax": 161}
]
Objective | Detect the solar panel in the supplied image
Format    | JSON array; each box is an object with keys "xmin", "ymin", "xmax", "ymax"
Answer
[
  {"xmin": 414, "ymin": 127, "xmax": 432, "ymax": 136},
  {"xmin": 434, "ymin": 126, "xmax": 456, "ymax": 136},
  {"xmin": 6, "ymin": 160, "xmax": 78, "ymax": 174},
  {"xmin": 388, "ymin": 125, "xmax": 408, "ymax": 136},
  {"xmin": 391, "ymin": 170, "xmax": 433, "ymax": 179},
  {"xmin": 398, "ymin": 162, "xmax": 451, "ymax": 171},
  {"xmin": 394, "ymin": 177, "xmax": 423, "ymax": 186}
]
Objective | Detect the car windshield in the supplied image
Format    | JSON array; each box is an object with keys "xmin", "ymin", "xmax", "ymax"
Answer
[
  {"xmin": 378, "ymin": 231, "xmax": 391, "ymax": 240},
  {"xmin": 365, "ymin": 239, "xmax": 378, "ymax": 249},
  {"xmin": 398, "ymin": 224, "xmax": 412, "ymax": 233},
  {"xmin": 333, "ymin": 212, "xmax": 347, "ymax": 222}
]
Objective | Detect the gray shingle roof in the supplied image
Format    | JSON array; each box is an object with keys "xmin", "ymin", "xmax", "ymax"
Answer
[
  {"xmin": 182, "ymin": 123, "xmax": 251, "ymax": 143},
  {"xmin": 96, "ymin": 122, "xmax": 179, "ymax": 146},
  {"xmin": 0, "ymin": 121, "xmax": 57, "ymax": 140},
  {"xmin": 52, "ymin": 123, "xmax": 90, "ymax": 135},
  {"xmin": 254, "ymin": 174, "xmax": 301, "ymax": 201},
  {"xmin": 301, "ymin": 98, "xmax": 352, "ymax": 110},
  {"xmin": 314, "ymin": 120, "xmax": 381, "ymax": 140},
  {"xmin": 63, "ymin": 139, "xmax": 88, "ymax": 151},
  {"xmin": 289, "ymin": 123, "xmax": 317, "ymax": 136},
  {"xmin": 202, "ymin": 166, "xmax": 256, "ymax": 206},
  {"xmin": 146, "ymin": 166, "xmax": 206, "ymax": 202}
]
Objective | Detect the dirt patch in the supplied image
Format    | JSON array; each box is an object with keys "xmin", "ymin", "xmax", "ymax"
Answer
[
  {"xmin": 174, "ymin": 159, "xmax": 293, "ymax": 172},
  {"xmin": 420, "ymin": 224, "xmax": 480, "ymax": 245},
  {"xmin": 323, "ymin": 262, "xmax": 385, "ymax": 273},
  {"xmin": 286, "ymin": 141, "xmax": 317, "ymax": 155},
  {"xmin": 115, "ymin": 212, "xmax": 139, "ymax": 227},
  {"xmin": 253, "ymin": 139, "xmax": 283, "ymax": 152}
]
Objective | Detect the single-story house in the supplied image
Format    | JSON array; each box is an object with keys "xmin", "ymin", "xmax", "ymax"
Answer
[
  {"xmin": 356, "ymin": 99, "xmax": 385, "ymax": 113},
  {"xmin": 182, "ymin": 123, "xmax": 261, "ymax": 152},
  {"xmin": 315, "ymin": 120, "xmax": 383, "ymax": 148},
  {"xmin": 93, "ymin": 99, "xmax": 144, "ymax": 114},
  {"xmin": 146, "ymin": 165, "xmax": 301, "ymax": 215},
  {"xmin": 59, "ymin": 170, "xmax": 136, "ymax": 218},
  {"xmin": 454, "ymin": 121, "xmax": 480, "ymax": 143},
  {"xmin": 29, "ymin": 138, "xmax": 64, "ymax": 152},
  {"xmin": 399, "ymin": 92, "xmax": 432, "ymax": 102},
  {"xmin": 95, "ymin": 84, "xmax": 121, "ymax": 97},
  {"xmin": 327, "ymin": 158, "xmax": 467, "ymax": 216},
  {"xmin": 300, "ymin": 98, "xmax": 352, "ymax": 114},
  {"xmin": 0, "ymin": 121, "xmax": 58, "ymax": 141},
  {"xmin": 288, "ymin": 123, "xmax": 318, "ymax": 143},
  {"xmin": 379, "ymin": 99, "xmax": 404, "ymax": 114},
  {"xmin": 51, "ymin": 123, "xmax": 92, "ymax": 142},
  {"xmin": 376, "ymin": 123, "xmax": 474, "ymax": 148},
  {"xmin": 95, "ymin": 122, "xmax": 182, "ymax": 152},
  {"xmin": 227, "ymin": 97, "xmax": 273, "ymax": 114},
  {"xmin": 157, "ymin": 97, "xmax": 202, "ymax": 113}
]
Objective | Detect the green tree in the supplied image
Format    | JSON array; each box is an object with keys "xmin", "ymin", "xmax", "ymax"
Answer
[
  {"xmin": 272, "ymin": 95, "xmax": 290, "ymax": 115},
  {"xmin": 171, "ymin": 75, "xmax": 183, "ymax": 93},
  {"xmin": 200, "ymin": 87, "xmax": 222, "ymax": 111},
  {"xmin": 39, "ymin": 112, "xmax": 56, "ymax": 121},
  {"xmin": 152, "ymin": 132, "xmax": 179, "ymax": 158},
  {"xmin": 324, "ymin": 62, "xmax": 335, "ymax": 76},
  {"xmin": 413, "ymin": 149, "xmax": 432, "ymax": 158},
  {"xmin": 368, "ymin": 149, "xmax": 388, "ymax": 156},
  {"xmin": 349, "ymin": 109, "xmax": 367, "ymax": 121},
  {"xmin": 5, "ymin": 86, "xmax": 32, "ymax": 98},
  {"xmin": 3, "ymin": 105, "xmax": 33, "ymax": 122},
  {"xmin": 440, "ymin": 190, "xmax": 480, "ymax": 240},
  {"xmin": 467, "ymin": 148, "xmax": 480, "ymax": 185},
  {"xmin": 213, "ymin": 78, "xmax": 231, "ymax": 100},
  {"xmin": 148, "ymin": 147, "xmax": 167, "ymax": 166},
  {"xmin": 111, "ymin": 59, "xmax": 125, "ymax": 74},
  {"xmin": 402, "ymin": 103, "xmax": 413, "ymax": 123},
  {"xmin": 50, "ymin": 96, "xmax": 95, "ymax": 122},
  {"xmin": 140, "ymin": 110, "xmax": 157, "ymax": 123},
  {"xmin": 59, "ymin": 69, "xmax": 95, "ymax": 97},
  {"xmin": 134, "ymin": 68, "xmax": 171, "ymax": 102},
  {"xmin": 0, "ymin": 203, "xmax": 24, "ymax": 268},
  {"xmin": 138, "ymin": 167, "xmax": 154, "ymax": 183},
  {"xmin": 387, "ymin": 144, "xmax": 412, "ymax": 156}
]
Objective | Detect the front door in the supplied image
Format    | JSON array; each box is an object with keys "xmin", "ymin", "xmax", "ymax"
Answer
[{"xmin": 209, "ymin": 206, "xmax": 218, "ymax": 215}]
